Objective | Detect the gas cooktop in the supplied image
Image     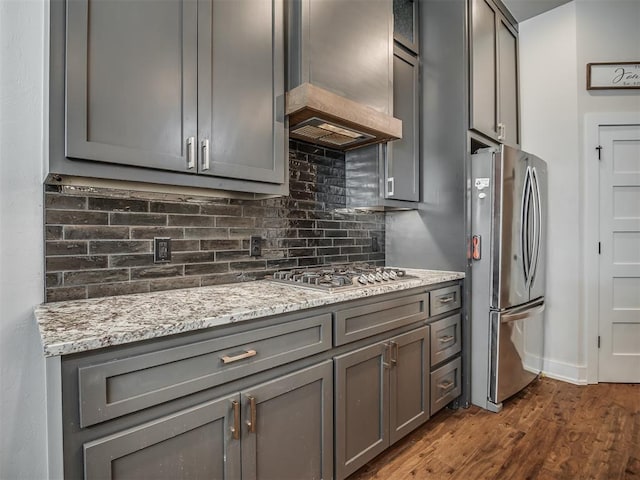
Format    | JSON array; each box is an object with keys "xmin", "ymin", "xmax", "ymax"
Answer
[{"xmin": 268, "ymin": 264, "xmax": 413, "ymax": 291}]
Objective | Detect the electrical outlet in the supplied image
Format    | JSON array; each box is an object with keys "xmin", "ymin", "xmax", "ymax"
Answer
[
  {"xmin": 250, "ymin": 236, "xmax": 262, "ymax": 257},
  {"xmin": 154, "ymin": 237, "xmax": 171, "ymax": 263},
  {"xmin": 371, "ymin": 236, "xmax": 379, "ymax": 252}
]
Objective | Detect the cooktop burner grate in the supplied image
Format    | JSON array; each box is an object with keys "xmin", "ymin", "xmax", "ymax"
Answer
[{"xmin": 268, "ymin": 264, "xmax": 413, "ymax": 291}]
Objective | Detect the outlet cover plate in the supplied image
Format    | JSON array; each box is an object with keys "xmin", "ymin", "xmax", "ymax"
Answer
[
  {"xmin": 154, "ymin": 237, "xmax": 172, "ymax": 263},
  {"xmin": 250, "ymin": 236, "xmax": 262, "ymax": 257}
]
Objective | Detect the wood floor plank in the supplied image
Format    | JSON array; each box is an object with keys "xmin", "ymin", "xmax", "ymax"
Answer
[{"xmin": 348, "ymin": 378, "xmax": 640, "ymax": 480}]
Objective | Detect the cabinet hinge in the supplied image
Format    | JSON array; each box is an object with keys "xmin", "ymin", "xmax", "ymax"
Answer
[
  {"xmin": 597, "ymin": 336, "xmax": 601, "ymax": 348},
  {"xmin": 598, "ymin": 242, "xmax": 601, "ymax": 254},
  {"xmin": 596, "ymin": 145, "xmax": 602, "ymax": 160}
]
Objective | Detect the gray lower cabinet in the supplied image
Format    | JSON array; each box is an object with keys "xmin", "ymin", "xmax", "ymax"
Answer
[
  {"xmin": 57, "ymin": 0, "xmax": 285, "ymax": 193},
  {"xmin": 334, "ymin": 326, "xmax": 430, "ymax": 480},
  {"xmin": 84, "ymin": 393, "xmax": 240, "ymax": 480},
  {"xmin": 240, "ymin": 361, "xmax": 333, "ymax": 480},
  {"xmin": 83, "ymin": 360, "xmax": 333, "ymax": 480}
]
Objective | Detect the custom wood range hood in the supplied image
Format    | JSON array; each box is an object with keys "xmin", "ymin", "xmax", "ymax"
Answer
[{"xmin": 286, "ymin": 83, "xmax": 403, "ymax": 150}]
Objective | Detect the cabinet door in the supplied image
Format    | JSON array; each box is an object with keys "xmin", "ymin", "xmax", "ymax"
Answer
[
  {"xmin": 83, "ymin": 394, "xmax": 240, "ymax": 480},
  {"xmin": 66, "ymin": 0, "xmax": 197, "ymax": 172},
  {"xmin": 497, "ymin": 17, "xmax": 519, "ymax": 147},
  {"xmin": 241, "ymin": 361, "xmax": 333, "ymax": 480},
  {"xmin": 198, "ymin": 0, "xmax": 285, "ymax": 184},
  {"xmin": 335, "ymin": 342, "xmax": 390, "ymax": 480},
  {"xmin": 393, "ymin": 0, "xmax": 419, "ymax": 53},
  {"xmin": 387, "ymin": 46, "xmax": 419, "ymax": 201},
  {"xmin": 470, "ymin": 0, "xmax": 498, "ymax": 140},
  {"xmin": 389, "ymin": 326, "xmax": 430, "ymax": 444}
]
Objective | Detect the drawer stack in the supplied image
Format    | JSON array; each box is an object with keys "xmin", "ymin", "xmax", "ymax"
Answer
[{"xmin": 428, "ymin": 284, "xmax": 463, "ymax": 414}]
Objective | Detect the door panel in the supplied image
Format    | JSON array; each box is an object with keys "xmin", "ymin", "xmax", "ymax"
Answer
[
  {"xmin": 66, "ymin": 0, "xmax": 197, "ymax": 171},
  {"xmin": 493, "ymin": 145, "xmax": 530, "ymax": 309},
  {"xmin": 83, "ymin": 394, "xmax": 240, "ymax": 480},
  {"xmin": 497, "ymin": 18, "xmax": 519, "ymax": 147},
  {"xmin": 489, "ymin": 300, "xmax": 544, "ymax": 404},
  {"xmin": 388, "ymin": 46, "xmax": 419, "ymax": 201},
  {"xmin": 598, "ymin": 125, "xmax": 640, "ymax": 382},
  {"xmin": 198, "ymin": 0, "xmax": 285, "ymax": 183},
  {"xmin": 470, "ymin": 0, "xmax": 497, "ymax": 139},
  {"xmin": 528, "ymin": 154, "xmax": 547, "ymax": 301},
  {"xmin": 389, "ymin": 327, "xmax": 429, "ymax": 444},
  {"xmin": 241, "ymin": 361, "xmax": 333, "ymax": 480},
  {"xmin": 335, "ymin": 343, "xmax": 389, "ymax": 480}
]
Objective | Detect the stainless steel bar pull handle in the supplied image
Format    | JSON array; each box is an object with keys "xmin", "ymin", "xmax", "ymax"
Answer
[
  {"xmin": 390, "ymin": 341, "xmax": 398, "ymax": 366},
  {"xmin": 201, "ymin": 138, "xmax": 210, "ymax": 171},
  {"xmin": 497, "ymin": 123, "xmax": 506, "ymax": 141},
  {"xmin": 529, "ymin": 167, "xmax": 542, "ymax": 284},
  {"xmin": 186, "ymin": 137, "xmax": 195, "ymax": 170},
  {"xmin": 246, "ymin": 395, "xmax": 257, "ymax": 433},
  {"xmin": 438, "ymin": 380, "xmax": 454, "ymax": 392},
  {"xmin": 387, "ymin": 177, "xmax": 395, "ymax": 197},
  {"xmin": 221, "ymin": 349, "xmax": 257, "ymax": 364},
  {"xmin": 382, "ymin": 344, "xmax": 391, "ymax": 369},
  {"xmin": 231, "ymin": 400, "xmax": 240, "ymax": 440},
  {"xmin": 438, "ymin": 335, "xmax": 455, "ymax": 343},
  {"xmin": 438, "ymin": 295, "xmax": 455, "ymax": 304}
]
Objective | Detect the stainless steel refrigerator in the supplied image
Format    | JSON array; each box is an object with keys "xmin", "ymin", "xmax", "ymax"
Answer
[{"xmin": 470, "ymin": 144, "xmax": 547, "ymax": 412}]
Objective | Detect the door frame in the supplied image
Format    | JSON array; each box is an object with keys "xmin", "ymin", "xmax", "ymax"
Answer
[{"xmin": 584, "ymin": 112, "xmax": 640, "ymax": 384}]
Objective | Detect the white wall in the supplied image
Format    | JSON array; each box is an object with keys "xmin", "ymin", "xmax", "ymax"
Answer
[
  {"xmin": 0, "ymin": 0, "xmax": 49, "ymax": 478},
  {"xmin": 519, "ymin": 0, "xmax": 640, "ymax": 383},
  {"xmin": 519, "ymin": 2, "xmax": 582, "ymax": 382}
]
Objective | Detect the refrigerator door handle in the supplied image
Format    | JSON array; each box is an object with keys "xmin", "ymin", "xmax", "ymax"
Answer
[
  {"xmin": 529, "ymin": 167, "xmax": 542, "ymax": 286},
  {"xmin": 500, "ymin": 300, "xmax": 545, "ymax": 323},
  {"xmin": 520, "ymin": 166, "xmax": 532, "ymax": 286}
]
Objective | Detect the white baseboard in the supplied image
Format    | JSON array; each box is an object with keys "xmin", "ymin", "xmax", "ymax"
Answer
[{"xmin": 541, "ymin": 357, "xmax": 588, "ymax": 385}]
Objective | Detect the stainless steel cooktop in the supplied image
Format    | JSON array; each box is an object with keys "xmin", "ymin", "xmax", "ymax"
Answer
[{"xmin": 268, "ymin": 264, "xmax": 413, "ymax": 291}]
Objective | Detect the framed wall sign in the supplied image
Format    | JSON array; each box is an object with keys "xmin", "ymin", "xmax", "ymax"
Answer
[{"xmin": 587, "ymin": 62, "xmax": 640, "ymax": 90}]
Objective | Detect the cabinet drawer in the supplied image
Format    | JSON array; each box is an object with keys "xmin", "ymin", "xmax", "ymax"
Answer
[
  {"xmin": 78, "ymin": 313, "xmax": 332, "ymax": 427},
  {"xmin": 430, "ymin": 313, "xmax": 462, "ymax": 366},
  {"xmin": 430, "ymin": 357, "xmax": 461, "ymax": 414},
  {"xmin": 429, "ymin": 284, "xmax": 461, "ymax": 316},
  {"xmin": 334, "ymin": 292, "xmax": 429, "ymax": 346}
]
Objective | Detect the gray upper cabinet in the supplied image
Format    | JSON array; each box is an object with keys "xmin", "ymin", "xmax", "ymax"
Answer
[
  {"xmin": 393, "ymin": 0, "xmax": 419, "ymax": 54},
  {"xmin": 66, "ymin": 0, "xmax": 198, "ymax": 172},
  {"xmin": 497, "ymin": 16, "xmax": 519, "ymax": 147},
  {"xmin": 470, "ymin": 0, "xmax": 519, "ymax": 147},
  {"xmin": 57, "ymin": 0, "xmax": 286, "ymax": 194},
  {"xmin": 344, "ymin": 11, "xmax": 420, "ymax": 209},
  {"xmin": 198, "ymin": 0, "xmax": 285, "ymax": 183},
  {"xmin": 388, "ymin": 46, "xmax": 419, "ymax": 202}
]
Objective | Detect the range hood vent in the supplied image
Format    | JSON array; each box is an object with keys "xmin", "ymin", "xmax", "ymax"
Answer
[{"xmin": 286, "ymin": 83, "xmax": 402, "ymax": 151}]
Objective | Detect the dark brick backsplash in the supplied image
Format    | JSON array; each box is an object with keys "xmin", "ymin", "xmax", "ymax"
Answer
[{"xmin": 44, "ymin": 141, "xmax": 386, "ymax": 302}]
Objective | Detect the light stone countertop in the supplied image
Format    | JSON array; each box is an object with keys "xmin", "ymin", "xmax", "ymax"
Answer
[{"xmin": 35, "ymin": 269, "xmax": 464, "ymax": 357}]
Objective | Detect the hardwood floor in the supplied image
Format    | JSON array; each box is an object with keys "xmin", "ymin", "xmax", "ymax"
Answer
[{"xmin": 348, "ymin": 377, "xmax": 640, "ymax": 480}]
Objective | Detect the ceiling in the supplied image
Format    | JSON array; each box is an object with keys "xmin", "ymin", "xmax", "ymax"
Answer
[{"xmin": 501, "ymin": 0, "xmax": 572, "ymax": 22}]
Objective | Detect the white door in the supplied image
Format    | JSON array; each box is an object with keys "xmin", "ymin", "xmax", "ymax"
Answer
[{"xmin": 598, "ymin": 124, "xmax": 640, "ymax": 382}]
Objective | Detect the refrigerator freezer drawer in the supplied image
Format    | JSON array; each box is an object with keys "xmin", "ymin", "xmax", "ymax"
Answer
[{"xmin": 489, "ymin": 300, "xmax": 544, "ymax": 404}]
